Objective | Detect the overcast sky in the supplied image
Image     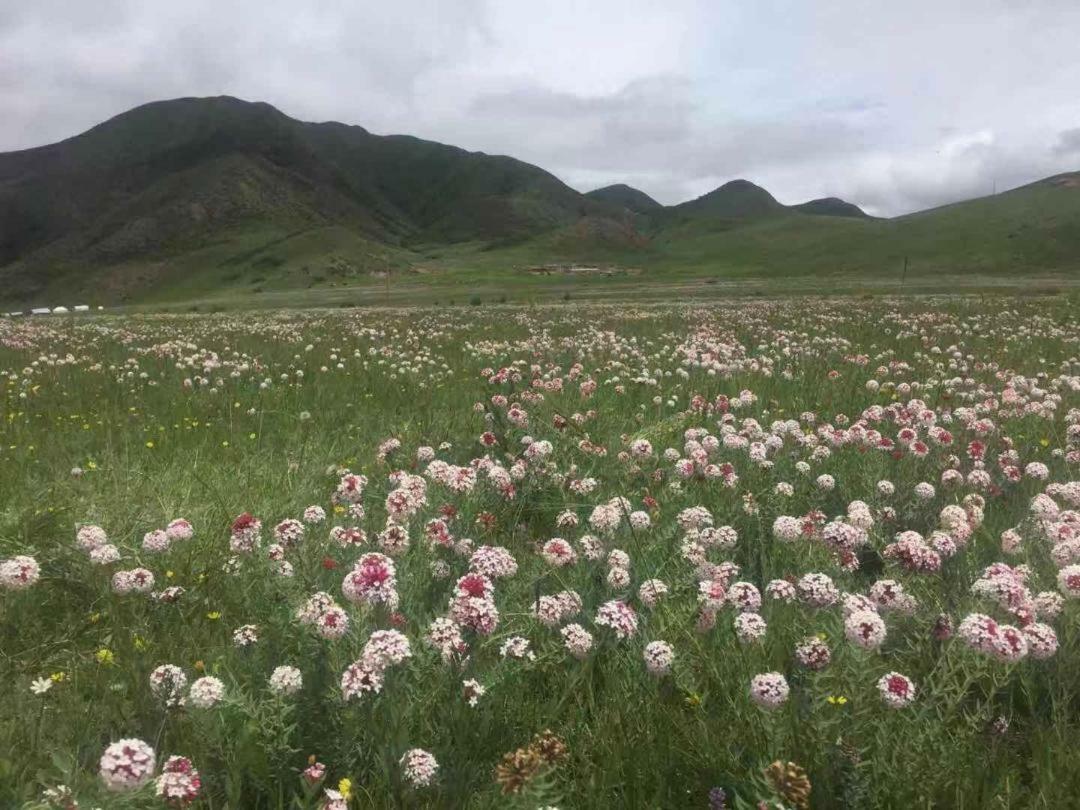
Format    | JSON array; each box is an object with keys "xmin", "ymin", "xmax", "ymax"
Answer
[{"xmin": 3, "ymin": 0, "xmax": 1080, "ymax": 216}]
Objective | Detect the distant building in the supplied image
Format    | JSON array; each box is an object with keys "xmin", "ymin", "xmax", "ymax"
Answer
[
  {"xmin": 52, "ymin": 306, "xmax": 70, "ymax": 314},
  {"xmin": 31, "ymin": 308, "xmax": 51, "ymax": 315},
  {"xmin": 74, "ymin": 305, "xmax": 90, "ymax": 312}
]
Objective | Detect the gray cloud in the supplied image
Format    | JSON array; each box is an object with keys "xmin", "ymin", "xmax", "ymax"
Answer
[
  {"xmin": 454, "ymin": 78, "xmax": 875, "ymax": 205},
  {"xmin": 1053, "ymin": 129, "xmax": 1080, "ymax": 157},
  {"xmin": 1, "ymin": 0, "xmax": 1079, "ymax": 215}
]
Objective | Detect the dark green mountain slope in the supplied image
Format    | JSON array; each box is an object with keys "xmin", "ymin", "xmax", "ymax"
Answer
[
  {"xmin": 0, "ymin": 96, "xmax": 629, "ymax": 300},
  {"xmin": 669, "ymin": 179, "xmax": 786, "ymax": 220},
  {"xmin": 584, "ymin": 184, "xmax": 662, "ymax": 213},
  {"xmin": 791, "ymin": 197, "xmax": 870, "ymax": 218}
]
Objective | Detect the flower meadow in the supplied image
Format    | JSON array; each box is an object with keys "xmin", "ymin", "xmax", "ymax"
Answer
[{"xmin": 3, "ymin": 298, "xmax": 1080, "ymax": 808}]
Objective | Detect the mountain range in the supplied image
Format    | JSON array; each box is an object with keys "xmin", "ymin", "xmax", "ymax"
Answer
[{"xmin": 1, "ymin": 95, "xmax": 1079, "ymax": 304}]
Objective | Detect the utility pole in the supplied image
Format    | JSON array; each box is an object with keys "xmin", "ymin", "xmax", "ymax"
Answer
[{"xmin": 901, "ymin": 256, "xmax": 908, "ymax": 290}]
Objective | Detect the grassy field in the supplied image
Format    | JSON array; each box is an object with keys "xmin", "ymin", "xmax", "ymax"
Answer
[{"xmin": 3, "ymin": 297, "xmax": 1080, "ymax": 808}]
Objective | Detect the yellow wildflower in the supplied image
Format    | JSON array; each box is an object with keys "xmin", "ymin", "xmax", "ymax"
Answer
[{"xmin": 338, "ymin": 778, "xmax": 352, "ymax": 800}]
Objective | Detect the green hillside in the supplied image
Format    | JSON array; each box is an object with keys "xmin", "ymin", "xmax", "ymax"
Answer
[
  {"xmin": 0, "ymin": 96, "xmax": 630, "ymax": 302},
  {"xmin": 711, "ymin": 173, "xmax": 1076, "ymax": 277},
  {"xmin": 1, "ymin": 96, "xmax": 1079, "ymax": 306},
  {"xmin": 791, "ymin": 197, "xmax": 870, "ymax": 218},
  {"xmin": 667, "ymin": 179, "xmax": 786, "ymax": 220},
  {"xmin": 584, "ymin": 184, "xmax": 662, "ymax": 213},
  {"xmin": 455, "ymin": 171, "xmax": 1080, "ymax": 286}
]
